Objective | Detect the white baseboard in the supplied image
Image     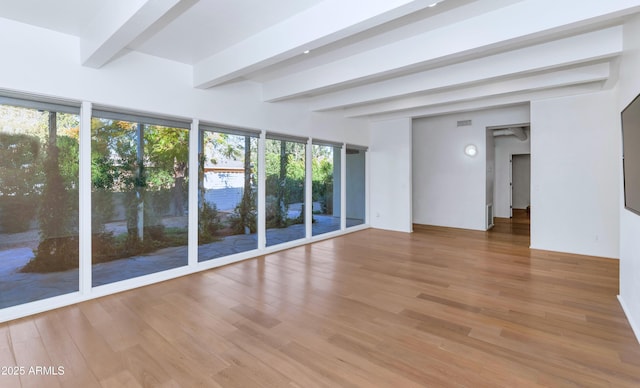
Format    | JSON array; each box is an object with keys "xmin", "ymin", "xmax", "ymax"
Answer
[{"xmin": 618, "ymin": 295, "xmax": 640, "ymax": 344}]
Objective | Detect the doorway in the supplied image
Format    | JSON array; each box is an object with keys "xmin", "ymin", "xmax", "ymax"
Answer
[
  {"xmin": 511, "ymin": 153, "xmax": 531, "ymax": 218},
  {"xmin": 491, "ymin": 152, "xmax": 531, "ymax": 241}
]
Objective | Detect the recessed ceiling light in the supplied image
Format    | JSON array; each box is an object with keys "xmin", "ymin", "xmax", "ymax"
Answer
[{"xmin": 303, "ymin": 50, "xmax": 310, "ymax": 54}]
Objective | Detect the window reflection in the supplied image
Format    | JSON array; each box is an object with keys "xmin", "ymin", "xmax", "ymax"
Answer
[
  {"xmin": 91, "ymin": 115, "xmax": 189, "ymax": 286},
  {"xmin": 198, "ymin": 130, "xmax": 258, "ymax": 261},
  {"xmin": 265, "ymin": 138, "xmax": 306, "ymax": 246},
  {"xmin": 312, "ymin": 144, "xmax": 341, "ymax": 236},
  {"xmin": 346, "ymin": 147, "xmax": 366, "ymax": 227},
  {"xmin": 0, "ymin": 102, "xmax": 79, "ymax": 307}
]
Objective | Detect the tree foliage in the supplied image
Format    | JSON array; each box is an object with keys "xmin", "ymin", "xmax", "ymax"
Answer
[
  {"xmin": 11, "ymin": 107, "xmax": 338, "ymax": 272},
  {"xmin": 0, "ymin": 132, "xmax": 41, "ymax": 232},
  {"xmin": 25, "ymin": 117, "xmax": 192, "ymax": 272},
  {"xmin": 23, "ymin": 112, "xmax": 80, "ymax": 272},
  {"xmin": 145, "ymin": 125, "xmax": 189, "ymax": 215}
]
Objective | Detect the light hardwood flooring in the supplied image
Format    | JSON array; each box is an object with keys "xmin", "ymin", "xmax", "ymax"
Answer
[{"xmin": 1, "ymin": 219, "xmax": 639, "ymax": 387}]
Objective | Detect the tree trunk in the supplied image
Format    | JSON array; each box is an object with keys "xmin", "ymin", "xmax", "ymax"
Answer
[
  {"xmin": 35, "ymin": 112, "xmax": 74, "ymax": 265},
  {"xmin": 39, "ymin": 111, "xmax": 67, "ymax": 239},
  {"xmin": 172, "ymin": 160, "xmax": 186, "ymax": 216},
  {"xmin": 277, "ymin": 141, "xmax": 288, "ymax": 227},
  {"xmin": 240, "ymin": 136, "xmax": 252, "ymax": 230},
  {"xmin": 128, "ymin": 123, "xmax": 144, "ymax": 242}
]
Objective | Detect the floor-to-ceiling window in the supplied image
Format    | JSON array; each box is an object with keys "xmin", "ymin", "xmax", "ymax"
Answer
[
  {"xmin": 312, "ymin": 141, "xmax": 342, "ymax": 236},
  {"xmin": 346, "ymin": 145, "xmax": 367, "ymax": 227},
  {"xmin": 91, "ymin": 110, "xmax": 190, "ymax": 286},
  {"xmin": 0, "ymin": 96, "xmax": 80, "ymax": 308},
  {"xmin": 265, "ymin": 134, "xmax": 307, "ymax": 246},
  {"xmin": 198, "ymin": 125, "xmax": 259, "ymax": 261},
  {"xmin": 0, "ymin": 92, "xmax": 368, "ymax": 320}
]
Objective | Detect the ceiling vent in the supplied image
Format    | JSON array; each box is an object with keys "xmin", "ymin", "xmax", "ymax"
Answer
[{"xmin": 457, "ymin": 120, "xmax": 472, "ymax": 127}]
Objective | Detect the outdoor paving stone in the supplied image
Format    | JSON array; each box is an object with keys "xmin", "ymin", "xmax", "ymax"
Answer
[{"xmin": 0, "ymin": 215, "xmax": 353, "ymax": 309}]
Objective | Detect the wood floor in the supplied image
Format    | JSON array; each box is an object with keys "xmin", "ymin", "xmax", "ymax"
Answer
[{"xmin": 2, "ymin": 220, "xmax": 640, "ymax": 387}]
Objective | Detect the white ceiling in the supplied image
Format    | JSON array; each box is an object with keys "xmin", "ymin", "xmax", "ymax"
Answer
[
  {"xmin": 0, "ymin": 0, "xmax": 118, "ymax": 36},
  {"xmin": 1, "ymin": 0, "xmax": 640, "ymax": 119},
  {"xmin": 129, "ymin": 0, "xmax": 325, "ymax": 64}
]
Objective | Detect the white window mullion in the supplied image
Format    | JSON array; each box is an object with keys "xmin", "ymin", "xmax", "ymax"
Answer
[
  {"xmin": 305, "ymin": 139, "xmax": 313, "ymax": 239},
  {"xmin": 341, "ymin": 143, "xmax": 347, "ymax": 230},
  {"xmin": 257, "ymin": 131, "xmax": 266, "ymax": 249},
  {"xmin": 188, "ymin": 119, "xmax": 199, "ymax": 267},
  {"xmin": 79, "ymin": 101, "xmax": 92, "ymax": 294}
]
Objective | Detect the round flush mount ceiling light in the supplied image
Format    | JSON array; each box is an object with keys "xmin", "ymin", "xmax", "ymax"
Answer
[{"xmin": 464, "ymin": 144, "xmax": 477, "ymax": 157}]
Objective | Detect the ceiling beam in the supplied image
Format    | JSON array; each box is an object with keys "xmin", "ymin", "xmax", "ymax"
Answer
[
  {"xmin": 309, "ymin": 26, "xmax": 622, "ymax": 111},
  {"xmin": 193, "ymin": 0, "xmax": 442, "ymax": 89},
  {"xmin": 364, "ymin": 83, "xmax": 606, "ymax": 121},
  {"xmin": 262, "ymin": 0, "xmax": 640, "ymax": 102},
  {"xmin": 81, "ymin": 0, "xmax": 197, "ymax": 68},
  {"xmin": 342, "ymin": 62, "xmax": 611, "ymax": 117}
]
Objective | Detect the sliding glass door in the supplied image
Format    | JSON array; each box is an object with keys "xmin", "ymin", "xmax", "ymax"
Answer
[
  {"xmin": 265, "ymin": 135, "xmax": 307, "ymax": 246},
  {"xmin": 198, "ymin": 126, "xmax": 259, "ymax": 261},
  {"xmin": 91, "ymin": 111, "xmax": 190, "ymax": 286},
  {"xmin": 312, "ymin": 142, "xmax": 341, "ymax": 236},
  {"xmin": 0, "ymin": 98, "xmax": 80, "ymax": 308}
]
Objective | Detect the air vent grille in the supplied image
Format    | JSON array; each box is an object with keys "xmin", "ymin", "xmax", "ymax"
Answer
[
  {"xmin": 486, "ymin": 203, "xmax": 494, "ymax": 230},
  {"xmin": 457, "ymin": 120, "xmax": 472, "ymax": 127}
]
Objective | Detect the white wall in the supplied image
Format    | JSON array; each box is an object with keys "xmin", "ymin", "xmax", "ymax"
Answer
[
  {"xmin": 412, "ymin": 106, "xmax": 529, "ymax": 230},
  {"xmin": 530, "ymin": 91, "xmax": 619, "ymax": 258},
  {"xmin": 345, "ymin": 150, "xmax": 367, "ymax": 220},
  {"xmin": 332, "ymin": 150, "xmax": 342, "ymax": 218},
  {"xmin": 494, "ymin": 129, "xmax": 531, "ymax": 217},
  {"xmin": 0, "ymin": 17, "xmax": 368, "ymax": 144},
  {"xmin": 618, "ymin": 13, "xmax": 640, "ymax": 342},
  {"xmin": 486, "ymin": 128, "xmax": 495, "ymax": 219},
  {"xmin": 369, "ymin": 118, "xmax": 413, "ymax": 232},
  {"xmin": 512, "ymin": 154, "xmax": 531, "ymax": 210}
]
